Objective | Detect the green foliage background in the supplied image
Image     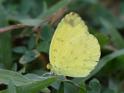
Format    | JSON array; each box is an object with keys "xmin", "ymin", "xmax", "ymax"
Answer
[{"xmin": 0, "ymin": 0, "xmax": 124, "ymax": 93}]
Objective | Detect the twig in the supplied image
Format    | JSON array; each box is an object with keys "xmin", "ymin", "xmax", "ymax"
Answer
[
  {"xmin": 33, "ymin": 7, "xmax": 67, "ymax": 32},
  {"xmin": 0, "ymin": 24, "xmax": 28, "ymax": 33},
  {"xmin": 0, "ymin": 8, "xmax": 67, "ymax": 33}
]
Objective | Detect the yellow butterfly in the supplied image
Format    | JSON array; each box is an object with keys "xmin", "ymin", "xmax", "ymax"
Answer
[{"xmin": 48, "ymin": 12, "xmax": 100, "ymax": 77}]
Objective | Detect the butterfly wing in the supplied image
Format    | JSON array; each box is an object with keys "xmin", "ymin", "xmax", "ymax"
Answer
[{"xmin": 49, "ymin": 12, "xmax": 100, "ymax": 77}]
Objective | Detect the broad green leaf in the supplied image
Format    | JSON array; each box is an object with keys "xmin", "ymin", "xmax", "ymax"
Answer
[
  {"xmin": 19, "ymin": 50, "xmax": 40, "ymax": 64},
  {"xmin": 87, "ymin": 49, "xmax": 124, "ymax": 80},
  {"xmin": 0, "ymin": 69, "xmax": 30, "ymax": 85},
  {"xmin": 0, "ymin": 5, "xmax": 12, "ymax": 69},
  {"xmin": 57, "ymin": 82, "xmax": 64, "ymax": 93},
  {"xmin": 64, "ymin": 82, "xmax": 79, "ymax": 93},
  {"xmin": 8, "ymin": 80, "xmax": 17, "ymax": 93},
  {"xmin": 51, "ymin": 80, "xmax": 61, "ymax": 90},
  {"xmin": 17, "ymin": 76, "xmax": 57, "ymax": 93},
  {"xmin": 24, "ymin": 73, "xmax": 49, "ymax": 81},
  {"xmin": 42, "ymin": 1, "xmax": 48, "ymax": 14},
  {"xmin": 0, "ymin": 90, "xmax": 7, "ymax": 93},
  {"xmin": 0, "ymin": 32, "xmax": 12, "ymax": 69},
  {"xmin": 51, "ymin": 76, "xmax": 65, "ymax": 90},
  {"xmin": 0, "ymin": 69, "xmax": 57, "ymax": 93},
  {"xmin": 78, "ymin": 82, "xmax": 87, "ymax": 93},
  {"xmin": 70, "ymin": 78, "xmax": 86, "ymax": 93},
  {"xmin": 41, "ymin": 88, "xmax": 50, "ymax": 93}
]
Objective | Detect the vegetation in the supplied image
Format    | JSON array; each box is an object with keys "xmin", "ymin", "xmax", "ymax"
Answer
[{"xmin": 0, "ymin": 0, "xmax": 124, "ymax": 93}]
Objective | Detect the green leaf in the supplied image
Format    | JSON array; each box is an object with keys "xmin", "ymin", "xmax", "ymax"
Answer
[
  {"xmin": 20, "ymin": 0, "xmax": 39, "ymax": 16},
  {"xmin": 94, "ymin": 32, "xmax": 109, "ymax": 48},
  {"xmin": 19, "ymin": 0, "xmax": 70, "ymax": 26},
  {"xmin": 83, "ymin": 0, "xmax": 99, "ymax": 4},
  {"xmin": 0, "ymin": 90, "xmax": 7, "ymax": 93},
  {"xmin": 41, "ymin": 88, "xmax": 50, "ymax": 93},
  {"xmin": 51, "ymin": 79, "xmax": 61, "ymax": 90},
  {"xmin": 27, "ymin": 35, "xmax": 36, "ymax": 50},
  {"xmin": 0, "ymin": 69, "xmax": 57, "ymax": 93},
  {"xmin": 70, "ymin": 78, "xmax": 86, "ymax": 93},
  {"xmin": 63, "ymin": 79, "xmax": 83, "ymax": 93},
  {"xmin": 37, "ymin": 25, "xmax": 54, "ymax": 53},
  {"xmin": 0, "ymin": 32, "xmax": 12, "ymax": 69},
  {"xmin": 8, "ymin": 80, "xmax": 17, "ymax": 93},
  {"xmin": 0, "ymin": 5, "xmax": 12, "ymax": 69},
  {"xmin": 18, "ymin": 19, "xmax": 41, "ymax": 26},
  {"xmin": 64, "ymin": 82, "xmax": 78, "ymax": 93},
  {"xmin": 108, "ymin": 78, "xmax": 119, "ymax": 93},
  {"xmin": 102, "ymin": 88, "xmax": 115, "ymax": 93},
  {"xmin": 100, "ymin": 18, "xmax": 124, "ymax": 49},
  {"xmin": 57, "ymin": 82, "xmax": 64, "ymax": 93},
  {"xmin": 38, "ymin": 0, "xmax": 70, "ymax": 19},
  {"xmin": 19, "ymin": 49, "xmax": 40, "ymax": 64},
  {"xmin": 17, "ymin": 76, "xmax": 57, "ymax": 93},
  {"xmin": 24, "ymin": 73, "xmax": 49, "ymax": 81},
  {"xmin": 87, "ymin": 49, "xmax": 124, "ymax": 80},
  {"xmin": 92, "ymin": 3, "xmax": 123, "ymax": 28},
  {"xmin": 88, "ymin": 79, "xmax": 101, "ymax": 93},
  {"xmin": 78, "ymin": 82, "xmax": 87, "ymax": 93},
  {"xmin": 0, "ymin": 69, "xmax": 30, "ymax": 86},
  {"xmin": 42, "ymin": 1, "xmax": 48, "ymax": 14},
  {"xmin": 120, "ymin": 1, "xmax": 124, "ymax": 15},
  {"xmin": 13, "ymin": 46, "xmax": 27, "ymax": 54},
  {"xmin": 0, "ymin": 0, "xmax": 4, "ymax": 4}
]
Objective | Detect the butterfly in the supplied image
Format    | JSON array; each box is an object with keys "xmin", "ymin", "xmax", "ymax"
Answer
[{"xmin": 47, "ymin": 12, "xmax": 100, "ymax": 77}]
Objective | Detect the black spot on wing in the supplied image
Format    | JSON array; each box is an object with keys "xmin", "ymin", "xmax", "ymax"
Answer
[
  {"xmin": 74, "ymin": 57, "xmax": 78, "ymax": 60},
  {"xmin": 64, "ymin": 18, "xmax": 75, "ymax": 27},
  {"xmin": 53, "ymin": 49, "xmax": 57, "ymax": 52},
  {"xmin": 56, "ymin": 37, "xmax": 64, "ymax": 42}
]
